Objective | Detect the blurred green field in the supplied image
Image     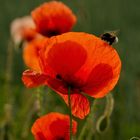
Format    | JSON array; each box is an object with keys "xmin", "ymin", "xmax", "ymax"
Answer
[{"xmin": 0, "ymin": 0, "xmax": 140, "ymax": 140}]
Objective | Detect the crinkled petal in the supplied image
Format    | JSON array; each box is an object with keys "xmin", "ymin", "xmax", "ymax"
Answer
[
  {"xmin": 22, "ymin": 70, "xmax": 47, "ymax": 88},
  {"xmin": 59, "ymin": 93, "xmax": 90, "ymax": 119},
  {"xmin": 38, "ymin": 32, "xmax": 121, "ymax": 97},
  {"xmin": 39, "ymin": 32, "xmax": 121, "ymax": 97}
]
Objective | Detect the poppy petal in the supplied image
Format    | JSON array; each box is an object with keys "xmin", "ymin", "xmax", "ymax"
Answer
[
  {"xmin": 31, "ymin": 1, "xmax": 77, "ymax": 37},
  {"xmin": 10, "ymin": 16, "xmax": 36, "ymax": 44},
  {"xmin": 82, "ymin": 64, "xmax": 113, "ymax": 97},
  {"xmin": 23, "ymin": 37, "xmax": 48, "ymax": 72},
  {"xmin": 22, "ymin": 70, "xmax": 47, "ymax": 88},
  {"xmin": 42, "ymin": 40, "xmax": 87, "ymax": 78},
  {"xmin": 22, "ymin": 28, "xmax": 38, "ymax": 41},
  {"xmin": 59, "ymin": 93, "xmax": 90, "ymax": 119},
  {"xmin": 50, "ymin": 118, "xmax": 77, "ymax": 138},
  {"xmin": 34, "ymin": 132, "xmax": 46, "ymax": 140},
  {"xmin": 31, "ymin": 112, "xmax": 77, "ymax": 140},
  {"xmin": 41, "ymin": 32, "xmax": 121, "ymax": 82},
  {"xmin": 39, "ymin": 32, "xmax": 121, "ymax": 98}
]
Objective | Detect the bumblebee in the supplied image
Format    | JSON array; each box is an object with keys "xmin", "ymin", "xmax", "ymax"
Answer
[{"xmin": 100, "ymin": 31, "xmax": 119, "ymax": 45}]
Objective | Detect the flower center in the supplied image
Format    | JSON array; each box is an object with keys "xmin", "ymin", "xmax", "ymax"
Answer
[
  {"xmin": 43, "ymin": 29, "xmax": 60, "ymax": 37},
  {"xmin": 57, "ymin": 137, "xmax": 65, "ymax": 140},
  {"xmin": 56, "ymin": 74, "xmax": 83, "ymax": 93},
  {"xmin": 56, "ymin": 74, "xmax": 62, "ymax": 80}
]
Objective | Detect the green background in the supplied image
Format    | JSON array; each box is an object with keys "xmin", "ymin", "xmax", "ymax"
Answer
[{"xmin": 0, "ymin": 0, "xmax": 140, "ymax": 139}]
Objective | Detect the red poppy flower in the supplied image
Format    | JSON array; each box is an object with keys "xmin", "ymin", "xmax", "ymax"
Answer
[
  {"xmin": 23, "ymin": 37, "xmax": 48, "ymax": 72},
  {"xmin": 10, "ymin": 16, "xmax": 38, "ymax": 45},
  {"xmin": 22, "ymin": 32, "xmax": 121, "ymax": 119},
  {"xmin": 22, "ymin": 28, "xmax": 38, "ymax": 42},
  {"xmin": 31, "ymin": 112, "xmax": 77, "ymax": 140},
  {"xmin": 31, "ymin": 1, "xmax": 77, "ymax": 37}
]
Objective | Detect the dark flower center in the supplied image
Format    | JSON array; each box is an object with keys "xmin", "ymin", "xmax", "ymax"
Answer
[
  {"xmin": 56, "ymin": 74, "xmax": 62, "ymax": 80},
  {"xmin": 56, "ymin": 74, "xmax": 83, "ymax": 93},
  {"xmin": 57, "ymin": 137, "xmax": 65, "ymax": 140},
  {"xmin": 42, "ymin": 29, "xmax": 60, "ymax": 37}
]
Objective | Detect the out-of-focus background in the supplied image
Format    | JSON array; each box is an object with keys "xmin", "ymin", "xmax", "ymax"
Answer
[{"xmin": 0, "ymin": 0, "xmax": 140, "ymax": 140}]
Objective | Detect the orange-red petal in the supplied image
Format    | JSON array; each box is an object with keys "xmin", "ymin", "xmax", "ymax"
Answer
[
  {"xmin": 58, "ymin": 93, "xmax": 90, "ymax": 119},
  {"xmin": 23, "ymin": 37, "xmax": 48, "ymax": 72},
  {"xmin": 22, "ymin": 32, "xmax": 121, "ymax": 119},
  {"xmin": 22, "ymin": 28, "xmax": 38, "ymax": 41},
  {"xmin": 22, "ymin": 70, "xmax": 47, "ymax": 88},
  {"xmin": 46, "ymin": 41, "xmax": 87, "ymax": 77},
  {"xmin": 40, "ymin": 32, "xmax": 121, "ymax": 98},
  {"xmin": 31, "ymin": 112, "xmax": 77, "ymax": 140},
  {"xmin": 82, "ymin": 63, "xmax": 115, "ymax": 98},
  {"xmin": 31, "ymin": 1, "xmax": 77, "ymax": 37}
]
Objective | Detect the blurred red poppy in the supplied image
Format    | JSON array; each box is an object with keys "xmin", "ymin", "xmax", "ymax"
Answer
[
  {"xmin": 22, "ymin": 28, "xmax": 38, "ymax": 42},
  {"xmin": 31, "ymin": 112, "xmax": 77, "ymax": 140},
  {"xmin": 23, "ymin": 37, "xmax": 48, "ymax": 72},
  {"xmin": 22, "ymin": 32, "xmax": 121, "ymax": 119},
  {"xmin": 10, "ymin": 16, "xmax": 37, "ymax": 45},
  {"xmin": 31, "ymin": 1, "xmax": 77, "ymax": 37}
]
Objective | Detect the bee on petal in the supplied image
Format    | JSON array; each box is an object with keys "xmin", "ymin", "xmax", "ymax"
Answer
[{"xmin": 100, "ymin": 30, "xmax": 119, "ymax": 45}]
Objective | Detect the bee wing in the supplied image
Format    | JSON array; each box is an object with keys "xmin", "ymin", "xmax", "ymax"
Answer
[{"xmin": 103, "ymin": 29, "xmax": 120, "ymax": 36}]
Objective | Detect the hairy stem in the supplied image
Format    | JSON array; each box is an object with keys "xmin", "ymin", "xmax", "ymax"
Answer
[
  {"xmin": 35, "ymin": 87, "xmax": 44, "ymax": 117},
  {"xmin": 104, "ymin": 93, "xmax": 114, "ymax": 117},
  {"xmin": 78, "ymin": 99, "xmax": 98, "ymax": 140}
]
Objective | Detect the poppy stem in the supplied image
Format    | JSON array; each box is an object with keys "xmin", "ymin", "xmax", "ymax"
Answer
[
  {"xmin": 104, "ymin": 93, "xmax": 114, "ymax": 117},
  {"xmin": 4, "ymin": 39, "xmax": 14, "ymax": 103},
  {"xmin": 78, "ymin": 99, "xmax": 98, "ymax": 140},
  {"xmin": 96, "ymin": 93, "xmax": 114, "ymax": 134},
  {"xmin": 3, "ymin": 39, "xmax": 14, "ymax": 140},
  {"xmin": 35, "ymin": 87, "xmax": 43, "ymax": 117},
  {"xmin": 68, "ymin": 86, "xmax": 72, "ymax": 140}
]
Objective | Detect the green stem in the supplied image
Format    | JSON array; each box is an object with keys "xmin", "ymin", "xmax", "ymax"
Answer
[
  {"xmin": 35, "ymin": 87, "xmax": 43, "ymax": 117},
  {"xmin": 68, "ymin": 87, "xmax": 72, "ymax": 140},
  {"xmin": 96, "ymin": 93, "xmax": 114, "ymax": 134},
  {"xmin": 104, "ymin": 93, "xmax": 114, "ymax": 117},
  {"xmin": 4, "ymin": 39, "xmax": 14, "ymax": 103},
  {"xmin": 2, "ymin": 39, "xmax": 14, "ymax": 140}
]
